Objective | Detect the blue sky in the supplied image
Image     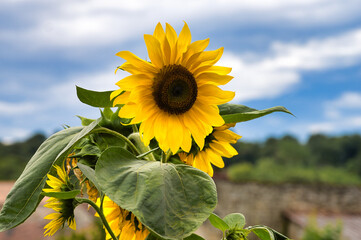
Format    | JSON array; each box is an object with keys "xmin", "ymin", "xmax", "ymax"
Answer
[{"xmin": 1, "ymin": 0, "xmax": 361, "ymax": 143}]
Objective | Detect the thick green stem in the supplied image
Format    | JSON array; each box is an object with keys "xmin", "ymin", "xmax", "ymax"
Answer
[
  {"xmin": 128, "ymin": 133, "xmax": 156, "ymax": 161},
  {"xmin": 76, "ymin": 197, "xmax": 118, "ymax": 240},
  {"xmin": 92, "ymin": 127, "xmax": 140, "ymax": 155}
]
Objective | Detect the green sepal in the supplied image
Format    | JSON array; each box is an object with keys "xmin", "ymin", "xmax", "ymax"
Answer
[
  {"xmin": 209, "ymin": 213, "xmax": 230, "ymax": 232},
  {"xmin": 223, "ymin": 213, "xmax": 246, "ymax": 229},
  {"xmin": 95, "ymin": 147, "xmax": 217, "ymax": 240},
  {"xmin": 76, "ymin": 86, "xmax": 114, "ymax": 108},
  {"xmin": 218, "ymin": 103, "xmax": 293, "ymax": 124},
  {"xmin": 77, "ymin": 115, "xmax": 95, "ymax": 126},
  {"xmin": 41, "ymin": 190, "xmax": 81, "ymax": 199}
]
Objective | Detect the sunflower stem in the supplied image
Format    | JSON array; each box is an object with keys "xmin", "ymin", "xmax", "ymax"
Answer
[
  {"xmin": 91, "ymin": 127, "xmax": 140, "ymax": 155},
  {"xmin": 165, "ymin": 150, "xmax": 172, "ymax": 163},
  {"xmin": 128, "ymin": 133, "xmax": 156, "ymax": 161},
  {"xmin": 132, "ymin": 124, "xmax": 139, "ymax": 133},
  {"xmin": 75, "ymin": 197, "xmax": 118, "ymax": 240}
]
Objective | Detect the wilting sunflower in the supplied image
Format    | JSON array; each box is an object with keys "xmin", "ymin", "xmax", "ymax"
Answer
[
  {"xmin": 179, "ymin": 123, "xmax": 241, "ymax": 177},
  {"xmin": 96, "ymin": 196, "xmax": 149, "ymax": 240},
  {"xmin": 43, "ymin": 165, "xmax": 76, "ymax": 236},
  {"xmin": 111, "ymin": 22, "xmax": 235, "ymax": 153}
]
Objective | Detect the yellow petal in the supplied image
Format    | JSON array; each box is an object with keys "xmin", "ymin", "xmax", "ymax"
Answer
[
  {"xmin": 189, "ymin": 47, "xmax": 224, "ymax": 71},
  {"xmin": 176, "ymin": 22, "xmax": 192, "ymax": 60},
  {"xmin": 144, "ymin": 34, "xmax": 163, "ymax": 69},
  {"xmin": 206, "ymin": 148, "xmax": 225, "ymax": 168},
  {"xmin": 116, "ymin": 74, "xmax": 152, "ymax": 90},
  {"xmin": 110, "ymin": 89, "xmax": 124, "ymax": 101},
  {"xmin": 116, "ymin": 51, "xmax": 157, "ymax": 74},
  {"xmin": 197, "ymin": 84, "xmax": 235, "ymax": 104},
  {"xmin": 193, "ymin": 65, "xmax": 232, "ymax": 78},
  {"xmin": 153, "ymin": 22, "xmax": 166, "ymax": 41},
  {"xmin": 118, "ymin": 103, "xmax": 138, "ymax": 119},
  {"xmin": 181, "ymin": 38, "xmax": 209, "ymax": 65},
  {"xmin": 167, "ymin": 116, "xmax": 183, "ymax": 154},
  {"xmin": 196, "ymin": 72, "xmax": 234, "ymax": 86}
]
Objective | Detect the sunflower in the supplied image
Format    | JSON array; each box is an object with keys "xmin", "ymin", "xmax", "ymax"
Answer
[
  {"xmin": 179, "ymin": 123, "xmax": 241, "ymax": 177},
  {"xmin": 96, "ymin": 196, "xmax": 149, "ymax": 240},
  {"xmin": 43, "ymin": 165, "xmax": 76, "ymax": 236},
  {"xmin": 111, "ymin": 22, "xmax": 235, "ymax": 154}
]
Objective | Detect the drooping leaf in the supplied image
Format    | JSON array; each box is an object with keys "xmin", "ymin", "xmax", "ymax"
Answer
[
  {"xmin": 218, "ymin": 103, "xmax": 293, "ymax": 124},
  {"xmin": 0, "ymin": 119, "xmax": 100, "ymax": 231},
  {"xmin": 41, "ymin": 190, "xmax": 81, "ymax": 199},
  {"xmin": 95, "ymin": 147, "xmax": 217, "ymax": 240},
  {"xmin": 251, "ymin": 226, "xmax": 275, "ymax": 240},
  {"xmin": 208, "ymin": 213, "xmax": 229, "ymax": 232},
  {"xmin": 76, "ymin": 86, "xmax": 114, "ymax": 108},
  {"xmin": 223, "ymin": 213, "xmax": 246, "ymax": 229}
]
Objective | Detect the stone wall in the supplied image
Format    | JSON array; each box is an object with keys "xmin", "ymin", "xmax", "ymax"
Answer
[{"xmin": 196, "ymin": 179, "xmax": 361, "ymax": 240}]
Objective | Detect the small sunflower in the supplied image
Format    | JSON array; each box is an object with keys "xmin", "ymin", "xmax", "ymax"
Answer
[
  {"xmin": 111, "ymin": 22, "xmax": 235, "ymax": 153},
  {"xmin": 43, "ymin": 165, "xmax": 76, "ymax": 236},
  {"xmin": 179, "ymin": 123, "xmax": 241, "ymax": 177},
  {"xmin": 96, "ymin": 196, "xmax": 149, "ymax": 240}
]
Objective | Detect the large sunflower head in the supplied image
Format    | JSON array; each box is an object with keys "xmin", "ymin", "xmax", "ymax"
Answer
[
  {"xmin": 43, "ymin": 165, "xmax": 76, "ymax": 236},
  {"xmin": 179, "ymin": 123, "xmax": 241, "ymax": 177},
  {"xmin": 111, "ymin": 22, "xmax": 235, "ymax": 154},
  {"xmin": 96, "ymin": 196, "xmax": 149, "ymax": 240}
]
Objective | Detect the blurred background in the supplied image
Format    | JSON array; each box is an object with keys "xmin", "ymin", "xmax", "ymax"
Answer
[{"xmin": 1, "ymin": 0, "xmax": 361, "ymax": 239}]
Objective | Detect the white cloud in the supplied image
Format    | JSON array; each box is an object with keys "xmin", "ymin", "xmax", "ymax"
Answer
[
  {"xmin": 220, "ymin": 28, "xmax": 361, "ymax": 102},
  {"xmin": 0, "ymin": 101, "xmax": 40, "ymax": 116},
  {"xmin": 1, "ymin": 0, "xmax": 361, "ymax": 50},
  {"xmin": 0, "ymin": 127, "xmax": 32, "ymax": 144},
  {"xmin": 304, "ymin": 92, "xmax": 361, "ymax": 134}
]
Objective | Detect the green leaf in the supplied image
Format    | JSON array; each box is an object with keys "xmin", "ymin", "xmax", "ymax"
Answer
[
  {"xmin": 41, "ymin": 190, "xmax": 80, "ymax": 199},
  {"xmin": 251, "ymin": 226, "xmax": 275, "ymax": 240},
  {"xmin": 76, "ymin": 86, "xmax": 114, "ymax": 108},
  {"xmin": 0, "ymin": 119, "xmax": 100, "ymax": 232},
  {"xmin": 71, "ymin": 143, "xmax": 101, "ymax": 158},
  {"xmin": 223, "ymin": 213, "xmax": 246, "ymax": 229},
  {"xmin": 95, "ymin": 147, "xmax": 217, "ymax": 240},
  {"xmin": 208, "ymin": 213, "xmax": 229, "ymax": 232},
  {"xmin": 77, "ymin": 162, "xmax": 102, "ymax": 191},
  {"xmin": 218, "ymin": 103, "xmax": 293, "ymax": 124}
]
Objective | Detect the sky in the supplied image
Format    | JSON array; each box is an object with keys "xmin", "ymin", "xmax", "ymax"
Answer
[{"xmin": 0, "ymin": 0, "xmax": 361, "ymax": 143}]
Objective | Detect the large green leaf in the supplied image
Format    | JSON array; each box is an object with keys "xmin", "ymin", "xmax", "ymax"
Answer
[
  {"xmin": 95, "ymin": 147, "xmax": 217, "ymax": 240},
  {"xmin": 76, "ymin": 86, "xmax": 114, "ymax": 108},
  {"xmin": 0, "ymin": 120, "xmax": 100, "ymax": 231},
  {"xmin": 218, "ymin": 103, "xmax": 293, "ymax": 124}
]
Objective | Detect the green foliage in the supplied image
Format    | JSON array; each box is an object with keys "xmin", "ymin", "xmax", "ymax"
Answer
[
  {"xmin": 219, "ymin": 103, "xmax": 293, "ymax": 124},
  {"xmin": 208, "ymin": 213, "xmax": 287, "ymax": 240},
  {"xmin": 95, "ymin": 147, "xmax": 217, "ymax": 240},
  {"xmin": 76, "ymin": 86, "xmax": 114, "ymax": 108},
  {"xmin": 0, "ymin": 133, "xmax": 46, "ymax": 180},
  {"xmin": 0, "ymin": 127, "xmax": 83, "ymax": 231},
  {"xmin": 0, "ymin": 120, "xmax": 100, "ymax": 232},
  {"xmin": 227, "ymin": 158, "xmax": 361, "ymax": 185},
  {"xmin": 301, "ymin": 219, "xmax": 343, "ymax": 240}
]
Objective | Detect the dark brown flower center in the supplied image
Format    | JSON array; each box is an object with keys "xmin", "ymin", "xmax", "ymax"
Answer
[{"xmin": 152, "ymin": 64, "xmax": 197, "ymax": 115}]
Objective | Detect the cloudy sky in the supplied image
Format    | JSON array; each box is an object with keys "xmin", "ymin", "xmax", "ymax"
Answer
[{"xmin": 1, "ymin": 0, "xmax": 361, "ymax": 143}]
